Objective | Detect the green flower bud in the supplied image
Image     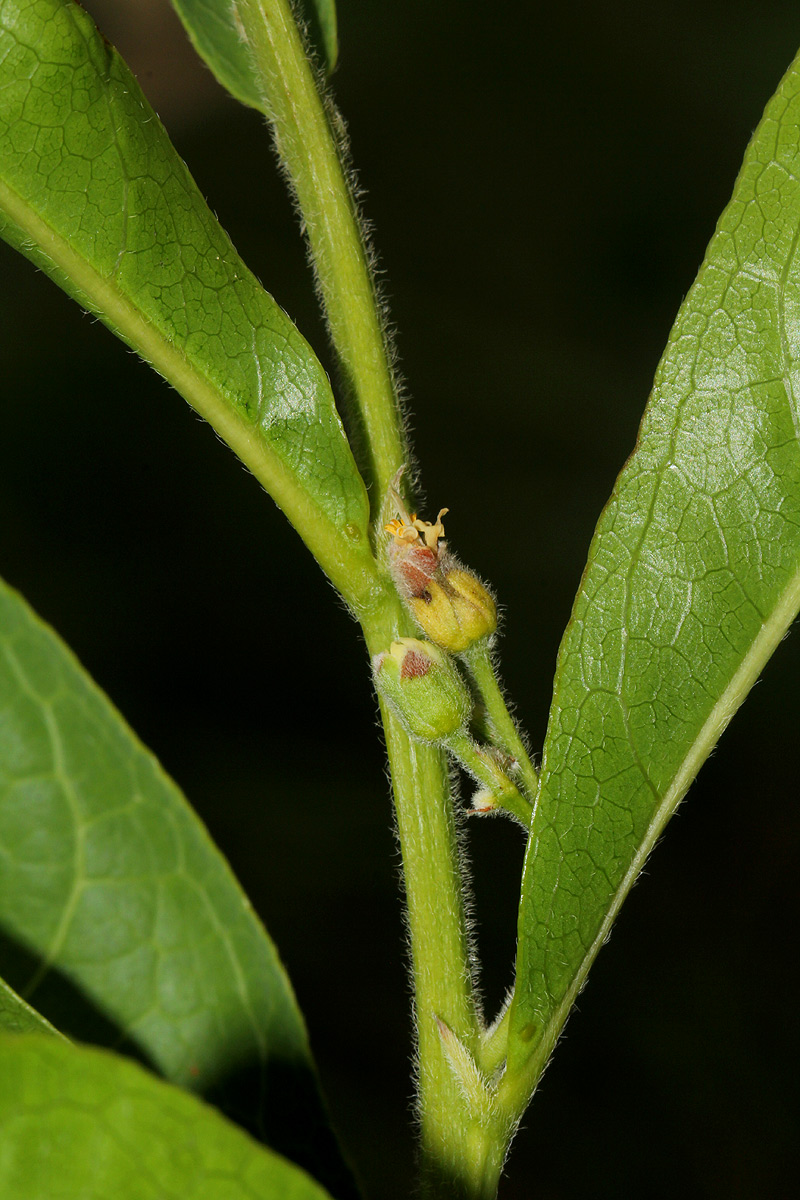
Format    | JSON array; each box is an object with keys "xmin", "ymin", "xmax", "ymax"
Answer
[{"xmin": 372, "ymin": 638, "xmax": 471, "ymax": 742}]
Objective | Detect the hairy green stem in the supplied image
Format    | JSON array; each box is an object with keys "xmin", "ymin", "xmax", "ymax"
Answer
[
  {"xmin": 476, "ymin": 1004, "xmax": 512, "ymax": 1077},
  {"xmin": 363, "ymin": 604, "xmax": 512, "ymax": 1198},
  {"xmin": 447, "ymin": 732, "xmax": 532, "ymax": 827},
  {"xmin": 229, "ymin": 5, "xmax": 519, "ymax": 1189},
  {"xmin": 462, "ymin": 642, "xmax": 539, "ymax": 802},
  {"xmin": 232, "ymin": 0, "xmax": 405, "ymax": 504},
  {"xmin": 362, "ymin": 606, "xmax": 476, "ymax": 1185}
]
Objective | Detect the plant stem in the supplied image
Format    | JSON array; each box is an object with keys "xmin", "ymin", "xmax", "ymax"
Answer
[
  {"xmin": 364, "ymin": 604, "xmax": 518, "ymax": 1198},
  {"xmin": 362, "ymin": 605, "xmax": 478, "ymax": 1182},
  {"xmin": 447, "ymin": 732, "xmax": 532, "ymax": 827},
  {"xmin": 232, "ymin": 0, "xmax": 406, "ymax": 505},
  {"xmin": 476, "ymin": 1004, "xmax": 511, "ymax": 1077},
  {"xmin": 462, "ymin": 641, "xmax": 539, "ymax": 802},
  {"xmin": 231, "ymin": 6, "xmax": 520, "ymax": 1188}
]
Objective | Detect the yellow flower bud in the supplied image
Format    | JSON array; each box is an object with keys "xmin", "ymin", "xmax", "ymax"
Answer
[
  {"xmin": 409, "ymin": 568, "xmax": 496, "ymax": 653},
  {"xmin": 383, "ymin": 480, "xmax": 497, "ymax": 654}
]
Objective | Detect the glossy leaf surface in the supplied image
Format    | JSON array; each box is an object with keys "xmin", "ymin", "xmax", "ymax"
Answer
[
  {"xmin": 0, "ymin": 1034, "xmax": 335, "ymax": 1199},
  {"xmin": 510, "ymin": 50, "xmax": 800, "ymax": 1077},
  {"xmin": 0, "ymin": 0, "xmax": 373, "ymax": 605},
  {"xmin": 0, "ymin": 576, "xmax": 354, "ymax": 1194}
]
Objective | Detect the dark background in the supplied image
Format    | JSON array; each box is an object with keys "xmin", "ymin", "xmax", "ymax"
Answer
[{"xmin": 2, "ymin": 1, "xmax": 800, "ymax": 1196}]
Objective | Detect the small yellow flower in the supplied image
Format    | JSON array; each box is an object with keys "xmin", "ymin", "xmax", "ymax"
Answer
[{"xmin": 385, "ymin": 508, "xmax": 449, "ymax": 551}]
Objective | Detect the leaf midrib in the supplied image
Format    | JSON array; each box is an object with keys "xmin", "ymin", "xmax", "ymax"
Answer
[
  {"xmin": 0, "ymin": 176, "xmax": 377, "ymax": 608},
  {"xmin": 504, "ymin": 545, "xmax": 800, "ymax": 1105}
]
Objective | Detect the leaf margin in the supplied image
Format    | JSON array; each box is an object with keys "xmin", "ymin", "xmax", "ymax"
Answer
[
  {"xmin": 0, "ymin": 0, "xmax": 377, "ymax": 609},
  {"xmin": 504, "ymin": 47, "xmax": 800, "ymax": 1096}
]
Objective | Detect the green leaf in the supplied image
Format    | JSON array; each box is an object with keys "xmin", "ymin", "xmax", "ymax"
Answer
[
  {"xmin": 307, "ymin": 0, "xmax": 338, "ymax": 72},
  {"xmin": 169, "ymin": 0, "xmax": 338, "ymax": 103},
  {"xmin": 0, "ymin": 1034, "xmax": 335, "ymax": 1199},
  {"xmin": 169, "ymin": 0, "xmax": 263, "ymax": 109},
  {"xmin": 508, "ymin": 49, "xmax": 800, "ymax": 1086},
  {"xmin": 0, "ymin": 576, "xmax": 356, "ymax": 1196},
  {"xmin": 0, "ymin": 0, "xmax": 374, "ymax": 608},
  {"xmin": 0, "ymin": 977, "xmax": 63, "ymax": 1039}
]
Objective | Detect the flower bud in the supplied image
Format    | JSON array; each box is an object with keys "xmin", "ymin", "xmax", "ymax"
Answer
[
  {"xmin": 408, "ymin": 568, "xmax": 496, "ymax": 653},
  {"xmin": 384, "ymin": 484, "xmax": 497, "ymax": 653},
  {"xmin": 372, "ymin": 638, "xmax": 471, "ymax": 742},
  {"xmin": 470, "ymin": 788, "xmax": 498, "ymax": 814}
]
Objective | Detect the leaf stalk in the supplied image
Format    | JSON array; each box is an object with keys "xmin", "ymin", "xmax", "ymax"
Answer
[{"xmin": 462, "ymin": 641, "xmax": 539, "ymax": 803}]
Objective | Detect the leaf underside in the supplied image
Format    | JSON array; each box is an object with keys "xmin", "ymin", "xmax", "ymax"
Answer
[
  {"xmin": 510, "ymin": 49, "xmax": 800, "ymax": 1075},
  {"xmin": 0, "ymin": 576, "xmax": 355, "ymax": 1196},
  {"xmin": 0, "ymin": 1034, "xmax": 335, "ymax": 1200}
]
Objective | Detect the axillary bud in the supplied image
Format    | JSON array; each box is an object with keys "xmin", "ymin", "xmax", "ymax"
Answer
[{"xmin": 372, "ymin": 638, "xmax": 471, "ymax": 742}]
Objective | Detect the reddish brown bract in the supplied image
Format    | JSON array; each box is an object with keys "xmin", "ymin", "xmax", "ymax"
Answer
[
  {"xmin": 389, "ymin": 539, "xmax": 440, "ymax": 599},
  {"xmin": 399, "ymin": 649, "xmax": 433, "ymax": 680}
]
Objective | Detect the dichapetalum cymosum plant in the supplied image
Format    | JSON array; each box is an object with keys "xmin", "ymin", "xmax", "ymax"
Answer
[{"xmin": 1, "ymin": 0, "xmax": 800, "ymax": 1196}]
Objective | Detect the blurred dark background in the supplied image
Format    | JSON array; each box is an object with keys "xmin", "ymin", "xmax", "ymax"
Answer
[{"xmin": 2, "ymin": 1, "xmax": 800, "ymax": 1196}]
